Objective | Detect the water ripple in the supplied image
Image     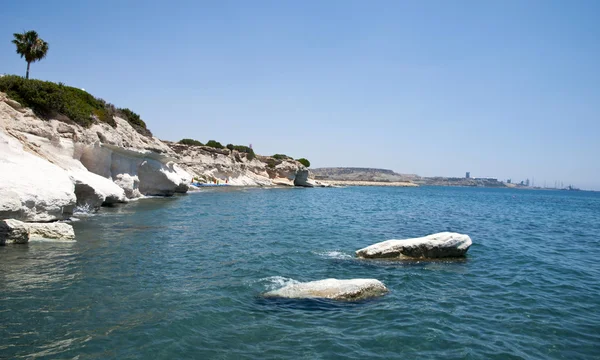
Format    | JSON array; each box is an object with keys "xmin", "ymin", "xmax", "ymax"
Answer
[{"xmin": 1, "ymin": 187, "xmax": 599, "ymax": 359}]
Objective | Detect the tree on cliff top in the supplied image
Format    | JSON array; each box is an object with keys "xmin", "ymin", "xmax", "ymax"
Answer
[
  {"xmin": 297, "ymin": 158, "xmax": 310, "ymax": 168},
  {"xmin": 12, "ymin": 30, "xmax": 49, "ymax": 79}
]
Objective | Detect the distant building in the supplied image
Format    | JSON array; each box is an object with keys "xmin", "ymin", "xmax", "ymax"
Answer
[
  {"xmin": 465, "ymin": 172, "xmax": 470, "ymax": 179},
  {"xmin": 526, "ymin": 179, "xmax": 530, "ymax": 187},
  {"xmin": 507, "ymin": 179, "xmax": 511, "ymax": 184}
]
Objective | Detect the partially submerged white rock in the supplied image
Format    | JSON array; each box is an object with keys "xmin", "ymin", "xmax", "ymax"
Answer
[
  {"xmin": 356, "ymin": 232, "xmax": 472, "ymax": 259},
  {"xmin": 0, "ymin": 219, "xmax": 75, "ymax": 245},
  {"xmin": 263, "ymin": 278, "xmax": 389, "ymax": 301}
]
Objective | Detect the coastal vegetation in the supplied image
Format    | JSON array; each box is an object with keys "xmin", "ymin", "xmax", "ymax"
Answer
[
  {"xmin": 297, "ymin": 158, "xmax": 310, "ymax": 168},
  {"xmin": 181, "ymin": 141, "xmax": 254, "ymax": 160},
  {"xmin": 0, "ymin": 76, "xmax": 150, "ymax": 135},
  {"xmin": 230, "ymin": 145, "xmax": 255, "ymax": 160},
  {"xmin": 205, "ymin": 140, "xmax": 224, "ymax": 149},
  {"xmin": 179, "ymin": 138, "xmax": 204, "ymax": 146},
  {"xmin": 12, "ymin": 30, "xmax": 48, "ymax": 80},
  {"xmin": 272, "ymin": 154, "xmax": 291, "ymax": 160}
]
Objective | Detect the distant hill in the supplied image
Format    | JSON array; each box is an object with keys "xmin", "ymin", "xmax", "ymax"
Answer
[{"xmin": 311, "ymin": 167, "xmax": 418, "ymax": 182}]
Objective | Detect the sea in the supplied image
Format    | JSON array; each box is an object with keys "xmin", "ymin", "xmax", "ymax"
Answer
[{"xmin": 1, "ymin": 186, "xmax": 599, "ymax": 359}]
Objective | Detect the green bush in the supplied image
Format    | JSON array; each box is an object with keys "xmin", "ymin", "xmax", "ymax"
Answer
[
  {"xmin": 297, "ymin": 158, "xmax": 310, "ymax": 167},
  {"xmin": 0, "ymin": 75, "xmax": 150, "ymax": 135},
  {"xmin": 267, "ymin": 159, "xmax": 277, "ymax": 169},
  {"xmin": 206, "ymin": 140, "xmax": 224, "ymax": 149},
  {"xmin": 179, "ymin": 138, "xmax": 204, "ymax": 146},
  {"xmin": 272, "ymin": 154, "xmax": 290, "ymax": 160},
  {"xmin": 0, "ymin": 75, "xmax": 114, "ymax": 127},
  {"xmin": 116, "ymin": 108, "xmax": 144, "ymax": 127},
  {"xmin": 226, "ymin": 144, "xmax": 234, "ymax": 151},
  {"xmin": 231, "ymin": 145, "xmax": 255, "ymax": 161}
]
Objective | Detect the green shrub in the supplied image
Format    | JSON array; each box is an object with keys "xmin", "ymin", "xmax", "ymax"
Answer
[
  {"xmin": 116, "ymin": 107, "xmax": 151, "ymax": 136},
  {"xmin": 0, "ymin": 75, "xmax": 150, "ymax": 135},
  {"xmin": 116, "ymin": 108, "xmax": 145, "ymax": 128},
  {"xmin": 231, "ymin": 145, "xmax": 255, "ymax": 161},
  {"xmin": 206, "ymin": 140, "xmax": 224, "ymax": 149},
  {"xmin": 226, "ymin": 144, "xmax": 234, "ymax": 151},
  {"xmin": 0, "ymin": 75, "xmax": 114, "ymax": 127},
  {"xmin": 267, "ymin": 159, "xmax": 277, "ymax": 169},
  {"xmin": 179, "ymin": 138, "xmax": 204, "ymax": 146},
  {"xmin": 297, "ymin": 158, "xmax": 310, "ymax": 167},
  {"xmin": 272, "ymin": 154, "xmax": 290, "ymax": 160}
]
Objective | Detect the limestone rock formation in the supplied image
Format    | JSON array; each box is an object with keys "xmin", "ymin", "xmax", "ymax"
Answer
[
  {"xmin": 0, "ymin": 92, "xmax": 192, "ymax": 221},
  {"xmin": 263, "ymin": 278, "xmax": 389, "ymax": 301},
  {"xmin": 356, "ymin": 232, "xmax": 473, "ymax": 259},
  {"xmin": 0, "ymin": 131, "xmax": 76, "ymax": 221},
  {"xmin": 0, "ymin": 219, "xmax": 75, "ymax": 245},
  {"xmin": 169, "ymin": 142, "xmax": 311, "ymax": 187},
  {"xmin": 0, "ymin": 219, "xmax": 30, "ymax": 245}
]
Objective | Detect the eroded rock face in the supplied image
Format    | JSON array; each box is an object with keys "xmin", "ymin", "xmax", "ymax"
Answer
[
  {"xmin": 0, "ymin": 219, "xmax": 29, "ymax": 245},
  {"xmin": 170, "ymin": 143, "xmax": 311, "ymax": 187},
  {"xmin": 0, "ymin": 92, "xmax": 192, "ymax": 220},
  {"xmin": 0, "ymin": 131, "xmax": 76, "ymax": 222},
  {"xmin": 356, "ymin": 232, "xmax": 473, "ymax": 259},
  {"xmin": 293, "ymin": 167, "xmax": 313, "ymax": 187},
  {"xmin": 263, "ymin": 278, "xmax": 389, "ymax": 301},
  {"xmin": 27, "ymin": 221, "xmax": 75, "ymax": 241},
  {"xmin": 0, "ymin": 219, "xmax": 75, "ymax": 245}
]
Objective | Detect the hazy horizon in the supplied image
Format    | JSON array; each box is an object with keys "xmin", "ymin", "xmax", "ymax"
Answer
[{"xmin": 1, "ymin": 1, "xmax": 599, "ymax": 190}]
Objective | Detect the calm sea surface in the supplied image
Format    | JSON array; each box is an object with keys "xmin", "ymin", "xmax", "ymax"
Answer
[{"xmin": 1, "ymin": 186, "xmax": 600, "ymax": 359}]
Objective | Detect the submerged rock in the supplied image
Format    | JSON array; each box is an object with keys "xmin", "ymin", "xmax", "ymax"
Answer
[
  {"xmin": 0, "ymin": 219, "xmax": 75, "ymax": 245},
  {"xmin": 356, "ymin": 232, "xmax": 472, "ymax": 259},
  {"xmin": 263, "ymin": 278, "xmax": 389, "ymax": 301}
]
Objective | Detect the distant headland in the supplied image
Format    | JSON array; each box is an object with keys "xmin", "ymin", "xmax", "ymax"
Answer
[{"xmin": 311, "ymin": 167, "xmax": 586, "ymax": 190}]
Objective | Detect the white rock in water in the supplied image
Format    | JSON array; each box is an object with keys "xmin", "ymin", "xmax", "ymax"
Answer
[
  {"xmin": 263, "ymin": 278, "xmax": 389, "ymax": 301},
  {"xmin": 356, "ymin": 232, "xmax": 472, "ymax": 259},
  {"xmin": 0, "ymin": 219, "xmax": 75, "ymax": 245}
]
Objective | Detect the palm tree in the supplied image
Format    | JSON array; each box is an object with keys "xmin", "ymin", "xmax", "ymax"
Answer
[{"xmin": 12, "ymin": 30, "xmax": 49, "ymax": 79}]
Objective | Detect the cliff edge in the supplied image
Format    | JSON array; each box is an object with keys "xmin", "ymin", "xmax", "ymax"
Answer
[
  {"xmin": 0, "ymin": 91, "xmax": 191, "ymax": 222},
  {"xmin": 0, "ymin": 85, "xmax": 315, "ymax": 228}
]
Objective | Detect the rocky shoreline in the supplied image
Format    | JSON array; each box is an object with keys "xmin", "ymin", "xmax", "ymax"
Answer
[{"xmin": 0, "ymin": 91, "xmax": 315, "ymax": 245}]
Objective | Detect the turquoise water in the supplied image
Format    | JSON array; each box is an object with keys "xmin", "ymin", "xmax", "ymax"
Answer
[{"xmin": 1, "ymin": 186, "xmax": 600, "ymax": 359}]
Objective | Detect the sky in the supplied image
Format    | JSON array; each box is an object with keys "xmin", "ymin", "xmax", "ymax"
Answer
[{"xmin": 1, "ymin": 1, "xmax": 599, "ymax": 189}]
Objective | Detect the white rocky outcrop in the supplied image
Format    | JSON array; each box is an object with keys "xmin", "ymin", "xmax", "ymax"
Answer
[
  {"xmin": 1, "ymin": 219, "xmax": 75, "ymax": 245},
  {"xmin": 0, "ymin": 131, "xmax": 76, "ymax": 221},
  {"xmin": 169, "ymin": 143, "xmax": 312, "ymax": 187},
  {"xmin": 263, "ymin": 278, "xmax": 389, "ymax": 301},
  {"xmin": 0, "ymin": 93, "xmax": 192, "ymax": 221},
  {"xmin": 356, "ymin": 232, "xmax": 473, "ymax": 259}
]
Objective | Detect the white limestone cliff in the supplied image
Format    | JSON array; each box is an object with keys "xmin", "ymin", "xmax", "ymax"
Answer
[
  {"xmin": 0, "ymin": 92, "xmax": 191, "ymax": 223},
  {"xmin": 168, "ymin": 142, "xmax": 314, "ymax": 187},
  {"xmin": 0, "ymin": 131, "xmax": 76, "ymax": 221},
  {"xmin": 0, "ymin": 91, "xmax": 318, "ymax": 229}
]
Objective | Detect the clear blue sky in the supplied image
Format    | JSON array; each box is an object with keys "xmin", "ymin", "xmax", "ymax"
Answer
[{"xmin": 1, "ymin": 1, "xmax": 599, "ymax": 189}]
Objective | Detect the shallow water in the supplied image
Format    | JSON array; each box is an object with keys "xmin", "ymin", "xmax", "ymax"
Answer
[{"xmin": 1, "ymin": 186, "xmax": 600, "ymax": 359}]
